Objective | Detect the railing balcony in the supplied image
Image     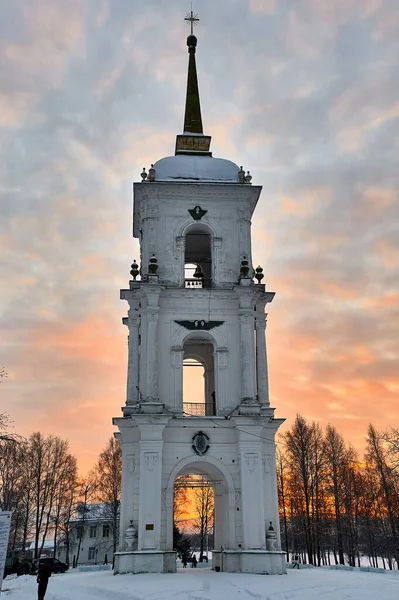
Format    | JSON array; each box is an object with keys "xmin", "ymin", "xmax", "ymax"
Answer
[
  {"xmin": 183, "ymin": 402, "xmax": 216, "ymax": 417},
  {"xmin": 184, "ymin": 278, "xmax": 212, "ymax": 289}
]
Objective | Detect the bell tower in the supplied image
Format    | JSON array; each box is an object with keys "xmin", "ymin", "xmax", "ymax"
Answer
[{"xmin": 113, "ymin": 14, "xmax": 286, "ymax": 575}]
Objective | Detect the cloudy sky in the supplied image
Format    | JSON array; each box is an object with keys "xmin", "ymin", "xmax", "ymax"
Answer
[{"xmin": 1, "ymin": 0, "xmax": 398, "ymax": 472}]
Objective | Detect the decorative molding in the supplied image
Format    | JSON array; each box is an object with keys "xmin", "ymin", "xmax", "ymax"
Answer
[
  {"xmin": 175, "ymin": 320, "xmax": 224, "ymax": 331},
  {"xmin": 245, "ymin": 452, "xmax": 258, "ymax": 473},
  {"xmin": 171, "ymin": 346, "xmax": 184, "ymax": 367},
  {"xmin": 263, "ymin": 455, "xmax": 273, "ymax": 474},
  {"xmin": 175, "ymin": 236, "xmax": 185, "ymax": 249},
  {"xmin": 127, "ymin": 455, "xmax": 135, "ymax": 474},
  {"xmin": 216, "ymin": 346, "xmax": 228, "ymax": 368},
  {"xmin": 192, "ymin": 431, "xmax": 210, "ymax": 456},
  {"xmin": 238, "ymin": 208, "xmax": 251, "ymax": 222},
  {"xmin": 255, "ymin": 318, "xmax": 266, "ymax": 330},
  {"xmin": 144, "ymin": 452, "xmax": 158, "ymax": 471},
  {"xmin": 188, "ymin": 206, "xmax": 208, "ymax": 220}
]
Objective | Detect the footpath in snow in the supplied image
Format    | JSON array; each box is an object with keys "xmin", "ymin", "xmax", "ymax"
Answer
[{"xmin": 2, "ymin": 566, "xmax": 399, "ymax": 600}]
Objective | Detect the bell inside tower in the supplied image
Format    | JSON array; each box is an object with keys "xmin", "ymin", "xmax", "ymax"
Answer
[{"xmin": 184, "ymin": 225, "xmax": 212, "ymax": 288}]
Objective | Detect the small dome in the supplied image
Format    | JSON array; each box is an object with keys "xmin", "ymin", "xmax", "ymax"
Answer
[{"xmin": 153, "ymin": 154, "xmax": 240, "ymax": 183}]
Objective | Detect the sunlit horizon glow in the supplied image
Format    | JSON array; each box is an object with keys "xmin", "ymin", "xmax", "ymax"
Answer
[{"xmin": 1, "ymin": 1, "xmax": 398, "ymax": 474}]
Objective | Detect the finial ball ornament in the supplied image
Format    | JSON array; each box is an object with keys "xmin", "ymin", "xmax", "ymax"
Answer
[{"xmin": 187, "ymin": 34, "xmax": 197, "ymax": 48}]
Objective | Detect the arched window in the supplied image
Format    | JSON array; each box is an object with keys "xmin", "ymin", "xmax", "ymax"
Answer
[
  {"xmin": 184, "ymin": 225, "xmax": 212, "ymax": 289},
  {"xmin": 182, "ymin": 340, "xmax": 216, "ymax": 416}
]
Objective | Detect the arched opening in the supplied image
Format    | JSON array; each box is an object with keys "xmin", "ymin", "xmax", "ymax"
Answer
[
  {"xmin": 182, "ymin": 339, "xmax": 216, "ymax": 416},
  {"xmin": 174, "ymin": 474, "xmax": 214, "ymax": 566},
  {"xmin": 184, "ymin": 225, "xmax": 212, "ymax": 288},
  {"xmin": 166, "ymin": 456, "xmax": 236, "ymax": 572}
]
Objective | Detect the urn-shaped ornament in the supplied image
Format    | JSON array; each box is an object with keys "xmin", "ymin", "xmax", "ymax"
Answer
[
  {"xmin": 125, "ymin": 520, "xmax": 137, "ymax": 551},
  {"xmin": 149, "ymin": 254, "xmax": 158, "ymax": 274},
  {"xmin": 240, "ymin": 257, "xmax": 250, "ymax": 277},
  {"xmin": 238, "ymin": 166, "xmax": 246, "ymax": 183},
  {"xmin": 130, "ymin": 260, "xmax": 139, "ymax": 280},
  {"xmin": 148, "ymin": 164, "xmax": 156, "ymax": 182},
  {"xmin": 255, "ymin": 265, "xmax": 264, "ymax": 284},
  {"xmin": 266, "ymin": 521, "xmax": 277, "ymax": 551}
]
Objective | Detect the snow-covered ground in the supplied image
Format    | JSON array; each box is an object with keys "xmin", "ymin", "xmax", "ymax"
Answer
[{"xmin": 2, "ymin": 566, "xmax": 399, "ymax": 600}]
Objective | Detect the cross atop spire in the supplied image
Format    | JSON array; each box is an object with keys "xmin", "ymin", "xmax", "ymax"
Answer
[
  {"xmin": 185, "ymin": 10, "xmax": 199, "ymax": 35},
  {"xmin": 175, "ymin": 11, "xmax": 211, "ymax": 155}
]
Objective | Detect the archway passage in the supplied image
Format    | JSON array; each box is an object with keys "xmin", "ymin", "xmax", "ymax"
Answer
[
  {"xmin": 183, "ymin": 339, "xmax": 216, "ymax": 416},
  {"xmin": 184, "ymin": 226, "xmax": 212, "ymax": 288},
  {"xmin": 174, "ymin": 474, "xmax": 214, "ymax": 566}
]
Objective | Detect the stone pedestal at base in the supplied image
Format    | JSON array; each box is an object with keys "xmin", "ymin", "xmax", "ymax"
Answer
[
  {"xmin": 212, "ymin": 550, "xmax": 286, "ymax": 575},
  {"xmin": 113, "ymin": 551, "xmax": 177, "ymax": 574}
]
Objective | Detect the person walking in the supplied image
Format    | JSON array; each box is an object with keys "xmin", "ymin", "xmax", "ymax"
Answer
[
  {"xmin": 292, "ymin": 554, "xmax": 300, "ymax": 569},
  {"xmin": 182, "ymin": 556, "xmax": 187, "ymax": 568},
  {"xmin": 191, "ymin": 555, "xmax": 197, "ymax": 568},
  {"xmin": 37, "ymin": 562, "xmax": 51, "ymax": 600}
]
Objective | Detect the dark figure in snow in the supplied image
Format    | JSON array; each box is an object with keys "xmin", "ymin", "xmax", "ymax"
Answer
[
  {"xmin": 292, "ymin": 554, "xmax": 300, "ymax": 569},
  {"xmin": 191, "ymin": 555, "xmax": 197, "ymax": 568},
  {"xmin": 37, "ymin": 563, "xmax": 51, "ymax": 599},
  {"xmin": 182, "ymin": 556, "xmax": 187, "ymax": 568}
]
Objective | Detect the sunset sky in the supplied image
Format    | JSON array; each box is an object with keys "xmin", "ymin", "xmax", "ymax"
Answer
[{"xmin": 1, "ymin": 0, "xmax": 398, "ymax": 473}]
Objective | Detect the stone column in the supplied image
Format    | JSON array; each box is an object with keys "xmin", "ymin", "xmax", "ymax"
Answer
[
  {"xmin": 126, "ymin": 314, "xmax": 140, "ymax": 405},
  {"xmin": 239, "ymin": 312, "xmax": 256, "ymax": 402},
  {"xmin": 215, "ymin": 347, "xmax": 228, "ymax": 413},
  {"xmin": 136, "ymin": 419, "xmax": 168, "ymax": 552},
  {"xmin": 119, "ymin": 443, "xmax": 136, "ymax": 549},
  {"xmin": 146, "ymin": 309, "xmax": 159, "ymax": 402},
  {"xmin": 237, "ymin": 423, "xmax": 266, "ymax": 549},
  {"xmin": 255, "ymin": 314, "xmax": 269, "ymax": 406},
  {"xmin": 171, "ymin": 346, "xmax": 184, "ymax": 412}
]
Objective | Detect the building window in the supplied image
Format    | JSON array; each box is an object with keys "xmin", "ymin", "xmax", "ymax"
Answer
[
  {"xmin": 103, "ymin": 525, "xmax": 110, "ymax": 538},
  {"xmin": 89, "ymin": 526, "xmax": 97, "ymax": 538},
  {"xmin": 88, "ymin": 547, "xmax": 95, "ymax": 560},
  {"xmin": 184, "ymin": 226, "xmax": 212, "ymax": 288},
  {"xmin": 76, "ymin": 527, "xmax": 83, "ymax": 539},
  {"xmin": 183, "ymin": 339, "xmax": 216, "ymax": 417}
]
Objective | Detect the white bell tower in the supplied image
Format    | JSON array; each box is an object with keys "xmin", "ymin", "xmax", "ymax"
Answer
[{"xmin": 113, "ymin": 15, "xmax": 286, "ymax": 575}]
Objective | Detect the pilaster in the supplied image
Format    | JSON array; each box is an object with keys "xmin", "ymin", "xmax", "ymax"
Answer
[
  {"xmin": 171, "ymin": 346, "xmax": 184, "ymax": 413},
  {"xmin": 126, "ymin": 312, "xmax": 140, "ymax": 407},
  {"xmin": 141, "ymin": 285, "xmax": 163, "ymax": 403},
  {"xmin": 136, "ymin": 418, "xmax": 169, "ymax": 551},
  {"xmin": 236, "ymin": 289, "xmax": 257, "ymax": 404},
  {"xmin": 236, "ymin": 421, "xmax": 266, "ymax": 549},
  {"xmin": 255, "ymin": 310, "xmax": 269, "ymax": 407}
]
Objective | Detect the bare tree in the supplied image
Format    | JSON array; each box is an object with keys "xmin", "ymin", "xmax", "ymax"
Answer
[
  {"xmin": 174, "ymin": 475, "xmax": 191, "ymax": 525},
  {"xmin": 283, "ymin": 414, "xmax": 326, "ymax": 565},
  {"xmin": 56, "ymin": 477, "xmax": 78, "ymax": 566},
  {"xmin": 366, "ymin": 424, "xmax": 399, "ymax": 566},
  {"xmin": 74, "ymin": 480, "xmax": 96, "ymax": 566},
  {"xmin": 324, "ymin": 424, "xmax": 349, "ymax": 565},
  {"xmin": 92, "ymin": 437, "xmax": 122, "ymax": 566},
  {"xmin": 27, "ymin": 432, "xmax": 77, "ymax": 559},
  {"xmin": 51, "ymin": 454, "xmax": 78, "ymax": 558},
  {"xmin": 276, "ymin": 447, "xmax": 290, "ymax": 561},
  {"xmin": 0, "ymin": 437, "xmax": 28, "ymax": 549},
  {"xmin": 192, "ymin": 477, "xmax": 214, "ymax": 561},
  {"xmin": 382, "ymin": 428, "xmax": 399, "ymax": 473}
]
